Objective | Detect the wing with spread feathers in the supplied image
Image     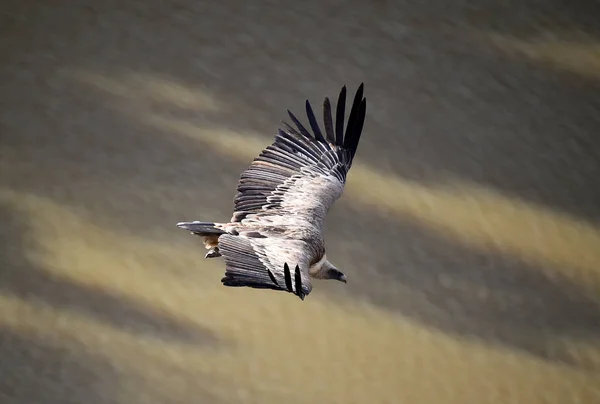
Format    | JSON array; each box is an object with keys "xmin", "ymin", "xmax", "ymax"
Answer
[
  {"xmin": 230, "ymin": 83, "xmax": 366, "ymax": 229},
  {"xmin": 218, "ymin": 83, "xmax": 367, "ymax": 299},
  {"xmin": 218, "ymin": 234, "xmax": 313, "ymax": 300}
]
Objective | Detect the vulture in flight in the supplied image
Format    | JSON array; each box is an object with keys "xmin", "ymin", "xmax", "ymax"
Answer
[{"xmin": 177, "ymin": 84, "xmax": 367, "ymax": 300}]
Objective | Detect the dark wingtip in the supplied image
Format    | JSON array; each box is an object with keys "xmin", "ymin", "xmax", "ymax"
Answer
[
  {"xmin": 335, "ymin": 86, "xmax": 347, "ymax": 146},
  {"xmin": 267, "ymin": 268, "xmax": 280, "ymax": 287},
  {"xmin": 294, "ymin": 264, "xmax": 305, "ymax": 301},
  {"xmin": 286, "ymin": 109, "xmax": 295, "ymax": 123},
  {"xmin": 305, "ymin": 99, "xmax": 326, "ymax": 143},
  {"xmin": 287, "ymin": 109, "xmax": 312, "ymax": 139},
  {"xmin": 283, "ymin": 262, "xmax": 293, "ymax": 292},
  {"xmin": 342, "ymin": 84, "xmax": 367, "ymax": 159},
  {"xmin": 323, "ymin": 97, "xmax": 335, "ymax": 144}
]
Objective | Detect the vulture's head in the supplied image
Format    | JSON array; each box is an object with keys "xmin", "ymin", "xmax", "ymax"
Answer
[{"xmin": 311, "ymin": 257, "xmax": 347, "ymax": 283}]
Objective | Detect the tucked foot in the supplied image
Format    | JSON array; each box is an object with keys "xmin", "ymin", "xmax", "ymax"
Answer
[{"xmin": 205, "ymin": 247, "xmax": 221, "ymax": 259}]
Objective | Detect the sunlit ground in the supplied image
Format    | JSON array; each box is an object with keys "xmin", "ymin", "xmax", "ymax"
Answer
[
  {"xmin": 2, "ymin": 3, "xmax": 600, "ymax": 403},
  {"xmin": 2, "ymin": 70, "xmax": 599, "ymax": 403},
  {"xmin": 2, "ymin": 188, "xmax": 599, "ymax": 403},
  {"xmin": 490, "ymin": 34, "xmax": 600, "ymax": 80},
  {"xmin": 79, "ymin": 71, "xmax": 600, "ymax": 296}
]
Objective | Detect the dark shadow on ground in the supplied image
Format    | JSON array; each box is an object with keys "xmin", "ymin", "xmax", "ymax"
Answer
[
  {"xmin": 0, "ymin": 326, "xmax": 225, "ymax": 404},
  {"xmin": 0, "ymin": 200, "xmax": 227, "ymax": 402},
  {"xmin": 0, "ymin": 200, "xmax": 221, "ymax": 347},
  {"xmin": 451, "ymin": 0, "xmax": 600, "ymax": 38},
  {"xmin": 3, "ymin": 0, "xmax": 600, "ymax": 225},
  {"xmin": 325, "ymin": 203, "xmax": 600, "ymax": 369},
  {"xmin": 2, "ymin": 0, "xmax": 600, "ymax": 371},
  {"xmin": 0, "ymin": 326, "xmax": 124, "ymax": 404}
]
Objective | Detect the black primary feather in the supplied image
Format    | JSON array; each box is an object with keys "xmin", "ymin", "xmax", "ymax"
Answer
[
  {"xmin": 287, "ymin": 110, "xmax": 313, "ymax": 139},
  {"xmin": 335, "ymin": 85, "xmax": 347, "ymax": 146},
  {"xmin": 305, "ymin": 100, "xmax": 326, "ymax": 143},
  {"xmin": 267, "ymin": 269, "xmax": 280, "ymax": 287},
  {"xmin": 294, "ymin": 265, "xmax": 304, "ymax": 300},
  {"xmin": 343, "ymin": 83, "xmax": 366, "ymax": 159},
  {"xmin": 323, "ymin": 97, "xmax": 335, "ymax": 144},
  {"xmin": 229, "ymin": 83, "xmax": 366, "ymax": 225},
  {"xmin": 283, "ymin": 263, "xmax": 293, "ymax": 292}
]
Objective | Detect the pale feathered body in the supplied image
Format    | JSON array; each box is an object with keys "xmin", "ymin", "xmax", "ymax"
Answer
[{"xmin": 178, "ymin": 84, "xmax": 367, "ymax": 300}]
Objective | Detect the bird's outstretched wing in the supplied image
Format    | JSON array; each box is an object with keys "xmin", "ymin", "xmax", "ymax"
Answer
[
  {"xmin": 218, "ymin": 233, "xmax": 312, "ymax": 300},
  {"xmin": 216, "ymin": 84, "xmax": 366, "ymax": 299},
  {"xmin": 230, "ymin": 83, "xmax": 367, "ymax": 229}
]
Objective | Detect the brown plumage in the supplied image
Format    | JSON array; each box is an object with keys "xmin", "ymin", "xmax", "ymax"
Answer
[{"xmin": 177, "ymin": 84, "xmax": 367, "ymax": 300}]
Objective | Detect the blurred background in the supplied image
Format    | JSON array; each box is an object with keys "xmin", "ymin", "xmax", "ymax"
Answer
[{"xmin": 2, "ymin": 0, "xmax": 600, "ymax": 403}]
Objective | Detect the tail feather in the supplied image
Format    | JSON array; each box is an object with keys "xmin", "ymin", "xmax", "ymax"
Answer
[
  {"xmin": 177, "ymin": 221, "xmax": 226, "ymax": 235},
  {"xmin": 177, "ymin": 221, "xmax": 226, "ymax": 257}
]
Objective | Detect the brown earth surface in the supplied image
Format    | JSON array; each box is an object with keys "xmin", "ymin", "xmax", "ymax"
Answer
[{"xmin": 2, "ymin": 1, "xmax": 600, "ymax": 403}]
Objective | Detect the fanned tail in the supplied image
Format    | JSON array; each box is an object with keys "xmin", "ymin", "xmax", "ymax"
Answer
[{"xmin": 177, "ymin": 221, "xmax": 226, "ymax": 258}]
